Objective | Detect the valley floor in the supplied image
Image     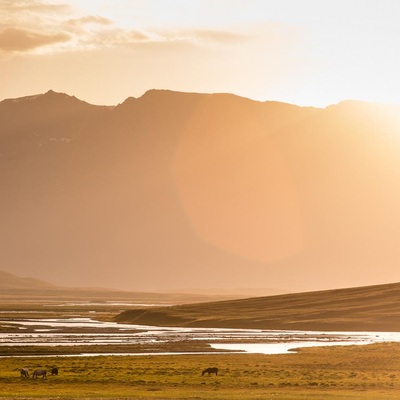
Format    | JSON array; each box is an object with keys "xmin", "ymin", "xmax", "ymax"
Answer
[
  {"xmin": 0, "ymin": 343, "xmax": 400, "ymax": 399},
  {"xmin": 1, "ymin": 297, "xmax": 400, "ymax": 399}
]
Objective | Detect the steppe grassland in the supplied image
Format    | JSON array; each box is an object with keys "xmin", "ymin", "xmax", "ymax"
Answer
[{"xmin": 0, "ymin": 343, "xmax": 400, "ymax": 399}]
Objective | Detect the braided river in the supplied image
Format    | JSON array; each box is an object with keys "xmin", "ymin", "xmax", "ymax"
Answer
[{"xmin": 1, "ymin": 316, "xmax": 400, "ymax": 357}]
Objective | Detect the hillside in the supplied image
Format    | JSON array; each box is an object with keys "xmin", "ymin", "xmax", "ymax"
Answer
[
  {"xmin": 115, "ymin": 281, "xmax": 400, "ymax": 332},
  {"xmin": 1, "ymin": 90, "xmax": 400, "ymax": 292},
  {"xmin": 0, "ymin": 270, "xmax": 249, "ymax": 304},
  {"xmin": 0, "ymin": 270, "xmax": 57, "ymax": 290}
]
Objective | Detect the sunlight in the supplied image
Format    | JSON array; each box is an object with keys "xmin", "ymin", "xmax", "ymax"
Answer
[{"xmin": 172, "ymin": 97, "xmax": 306, "ymax": 262}]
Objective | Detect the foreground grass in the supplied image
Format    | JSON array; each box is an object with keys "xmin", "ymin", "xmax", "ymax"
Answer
[{"xmin": 1, "ymin": 342, "xmax": 400, "ymax": 399}]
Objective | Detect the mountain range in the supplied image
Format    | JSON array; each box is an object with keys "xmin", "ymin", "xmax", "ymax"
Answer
[{"xmin": 1, "ymin": 90, "xmax": 400, "ymax": 292}]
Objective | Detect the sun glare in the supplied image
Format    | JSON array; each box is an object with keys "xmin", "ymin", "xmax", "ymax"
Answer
[{"xmin": 172, "ymin": 98, "xmax": 306, "ymax": 262}]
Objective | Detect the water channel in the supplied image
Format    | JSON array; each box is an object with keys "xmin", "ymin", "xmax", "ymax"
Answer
[{"xmin": 1, "ymin": 316, "xmax": 400, "ymax": 357}]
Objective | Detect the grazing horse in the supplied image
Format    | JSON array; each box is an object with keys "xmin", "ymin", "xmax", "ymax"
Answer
[
  {"xmin": 51, "ymin": 367, "xmax": 58, "ymax": 376},
  {"xmin": 202, "ymin": 367, "xmax": 218, "ymax": 376},
  {"xmin": 20, "ymin": 368, "xmax": 29, "ymax": 378},
  {"xmin": 33, "ymin": 369, "xmax": 47, "ymax": 379}
]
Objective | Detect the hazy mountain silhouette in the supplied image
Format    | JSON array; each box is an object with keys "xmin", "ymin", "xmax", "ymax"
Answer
[
  {"xmin": 0, "ymin": 269, "xmax": 247, "ymax": 303},
  {"xmin": 0, "ymin": 270, "xmax": 58, "ymax": 290},
  {"xmin": 1, "ymin": 90, "xmax": 400, "ymax": 292}
]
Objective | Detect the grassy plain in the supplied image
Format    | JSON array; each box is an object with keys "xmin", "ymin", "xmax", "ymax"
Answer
[{"xmin": 1, "ymin": 343, "xmax": 400, "ymax": 399}]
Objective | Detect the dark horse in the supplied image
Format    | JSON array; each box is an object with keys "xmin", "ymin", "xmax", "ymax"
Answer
[
  {"xmin": 202, "ymin": 367, "xmax": 218, "ymax": 376},
  {"xmin": 20, "ymin": 368, "xmax": 29, "ymax": 378},
  {"xmin": 51, "ymin": 367, "xmax": 59, "ymax": 376},
  {"xmin": 33, "ymin": 369, "xmax": 47, "ymax": 379}
]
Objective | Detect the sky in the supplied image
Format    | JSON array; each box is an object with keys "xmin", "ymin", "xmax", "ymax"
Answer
[{"xmin": 1, "ymin": 0, "xmax": 400, "ymax": 107}]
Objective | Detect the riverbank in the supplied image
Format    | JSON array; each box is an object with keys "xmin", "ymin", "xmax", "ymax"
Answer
[
  {"xmin": 3, "ymin": 313, "xmax": 397, "ymax": 357},
  {"xmin": 2, "ymin": 297, "xmax": 400, "ymax": 358}
]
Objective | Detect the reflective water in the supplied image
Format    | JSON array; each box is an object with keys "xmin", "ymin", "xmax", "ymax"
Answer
[
  {"xmin": 1, "ymin": 317, "xmax": 399, "ymax": 356},
  {"xmin": 48, "ymin": 302, "xmax": 172, "ymax": 307}
]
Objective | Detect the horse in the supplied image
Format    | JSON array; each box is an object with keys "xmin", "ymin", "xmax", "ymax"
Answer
[
  {"xmin": 20, "ymin": 368, "xmax": 29, "ymax": 378},
  {"xmin": 202, "ymin": 367, "xmax": 218, "ymax": 376},
  {"xmin": 51, "ymin": 367, "xmax": 58, "ymax": 376},
  {"xmin": 32, "ymin": 369, "xmax": 47, "ymax": 379}
]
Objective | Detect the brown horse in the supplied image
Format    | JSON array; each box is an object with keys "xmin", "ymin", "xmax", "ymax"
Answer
[
  {"xmin": 33, "ymin": 369, "xmax": 47, "ymax": 379},
  {"xmin": 202, "ymin": 367, "xmax": 218, "ymax": 376},
  {"xmin": 20, "ymin": 368, "xmax": 29, "ymax": 378}
]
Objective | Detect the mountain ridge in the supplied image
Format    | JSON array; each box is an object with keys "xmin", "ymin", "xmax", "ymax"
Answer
[
  {"xmin": 3, "ymin": 88, "xmax": 396, "ymax": 109},
  {"xmin": 1, "ymin": 90, "xmax": 400, "ymax": 291}
]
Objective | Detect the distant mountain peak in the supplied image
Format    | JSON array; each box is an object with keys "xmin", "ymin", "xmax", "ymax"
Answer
[
  {"xmin": 41, "ymin": 89, "xmax": 88, "ymax": 104},
  {"xmin": 1, "ymin": 89, "xmax": 88, "ymax": 107},
  {"xmin": 44, "ymin": 89, "xmax": 68, "ymax": 97}
]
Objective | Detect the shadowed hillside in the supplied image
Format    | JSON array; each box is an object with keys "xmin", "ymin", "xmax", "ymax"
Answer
[
  {"xmin": 1, "ymin": 90, "xmax": 400, "ymax": 291},
  {"xmin": 115, "ymin": 281, "xmax": 400, "ymax": 331}
]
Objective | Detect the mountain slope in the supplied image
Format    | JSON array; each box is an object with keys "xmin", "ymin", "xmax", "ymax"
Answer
[
  {"xmin": 115, "ymin": 281, "xmax": 400, "ymax": 332},
  {"xmin": 0, "ymin": 270, "xmax": 57, "ymax": 290},
  {"xmin": 1, "ymin": 90, "xmax": 400, "ymax": 291}
]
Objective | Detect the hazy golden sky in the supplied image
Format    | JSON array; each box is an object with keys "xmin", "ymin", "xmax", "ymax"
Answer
[{"xmin": 1, "ymin": 0, "xmax": 400, "ymax": 107}]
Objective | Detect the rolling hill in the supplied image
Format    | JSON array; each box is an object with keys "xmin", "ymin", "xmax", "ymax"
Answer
[{"xmin": 115, "ymin": 281, "xmax": 400, "ymax": 332}]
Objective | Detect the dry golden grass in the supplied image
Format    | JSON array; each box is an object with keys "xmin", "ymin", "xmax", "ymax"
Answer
[
  {"xmin": 116, "ymin": 281, "xmax": 400, "ymax": 331},
  {"xmin": 0, "ymin": 342, "xmax": 400, "ymax": 399}
]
